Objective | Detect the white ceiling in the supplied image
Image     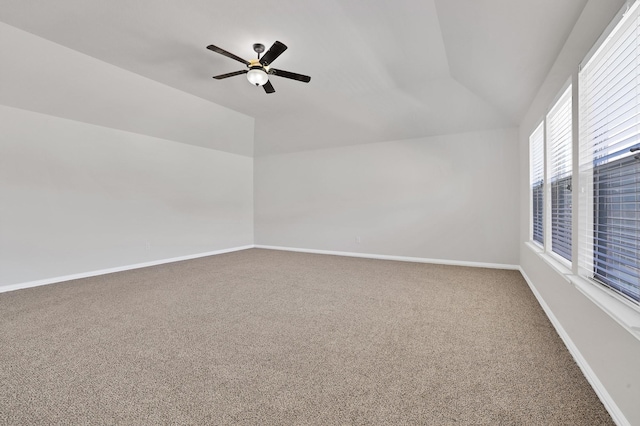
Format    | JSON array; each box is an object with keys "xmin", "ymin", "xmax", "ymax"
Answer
[{"xmin": 0, "ymin": 0, "xmax": 588, "ymax": 156}]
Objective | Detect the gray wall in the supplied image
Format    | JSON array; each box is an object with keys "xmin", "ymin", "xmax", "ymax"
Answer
[
  {"xmin": 0, "ymin": 105, "xmax": 253, "ymax": 287},
  {"xmin": 255, "ymin": 128, "xmax": 519, "ymax": 266},
  {"xmin": 518, "ymin": 0, "xmax": 640, "ymax": 423},
  {"xmin": 0, "ymin": 23, "xmax": 254, "ymax": 288}
]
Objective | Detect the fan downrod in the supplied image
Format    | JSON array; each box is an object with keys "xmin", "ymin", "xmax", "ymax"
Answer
[{"xmin": 253, "ymin": 43, "xmax": 265, "ymax": 58}]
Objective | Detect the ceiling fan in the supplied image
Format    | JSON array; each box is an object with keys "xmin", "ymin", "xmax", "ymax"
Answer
[{"xmin": 206, "ymin": 41, "xmax": 311, "ymax": 94}]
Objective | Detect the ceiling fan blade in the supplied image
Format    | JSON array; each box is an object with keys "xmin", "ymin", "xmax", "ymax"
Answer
[
  {"xmin": 213, "ymin": 70, "xmax": 248, "ymax": 80},
  {"xmin": 260, "ymin": 41, "xmax": 287, "ymax": 66},
  {"xmin": 206, "ymin": 44, "xmax": 250, "ymax": 65},
  {"xmin": 263, "ymin": 80, "xmax": 275, "ymax": 94},
  {"xmin": 270, "ymin": 68, "xmax": 311, "ymax": 83}
]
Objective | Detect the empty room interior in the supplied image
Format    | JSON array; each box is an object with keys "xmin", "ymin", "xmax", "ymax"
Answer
[{"xmin": 1, "ymin": 0, "xmax": 639, "ymax": 424}]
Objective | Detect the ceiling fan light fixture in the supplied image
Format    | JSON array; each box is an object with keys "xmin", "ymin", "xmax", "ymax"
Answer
[
  {"xmin": 208, "ymin": 41, "xmax": 311, "ymax": 94},
  {"xmin": 247, "ymin": 67, "xmax": 268, "ymax": 86}
]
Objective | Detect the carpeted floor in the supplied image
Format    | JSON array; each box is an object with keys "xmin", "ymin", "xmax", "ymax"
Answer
[{"xmin": 0, "ymin": 249, "xmax": 613, "ymax": 425}]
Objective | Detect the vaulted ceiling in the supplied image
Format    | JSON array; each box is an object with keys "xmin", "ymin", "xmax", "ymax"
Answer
[{"xmin": 0, "ymin": 0, "xmax": 588, "ymax": 155}]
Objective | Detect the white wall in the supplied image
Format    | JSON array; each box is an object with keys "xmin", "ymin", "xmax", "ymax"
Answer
[
  {"xmin": 0, "ymin": 105, "xmax": 253, "ymax": 287},
  {"xmin": 519, "ymin": 0, "xmax": 640, "ymax": 424},
  {"xmin": 255, "ymin": 128, "xmax": 519, "ymax": 266},
  {"xmin": 0, "ymin": 22, "xmax": 255, "ymax": 288}
]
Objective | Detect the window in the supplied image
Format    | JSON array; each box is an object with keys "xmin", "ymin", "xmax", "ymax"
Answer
[
  {"xmin": 579, "ymin": 0, "xmax": 640, "ymax": 303},
  {"xmin": 530, "ymin": 122, "xmax": 545, "ymax": 245},
  {"xmin": 546, "ymin": 86, "xmax": 573, "ymax": 262}
]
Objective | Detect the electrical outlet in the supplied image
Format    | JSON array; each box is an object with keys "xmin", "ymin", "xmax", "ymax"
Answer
[{"xmin": 355, "ymin": 236, "xmax": 361, "ymax": 244}]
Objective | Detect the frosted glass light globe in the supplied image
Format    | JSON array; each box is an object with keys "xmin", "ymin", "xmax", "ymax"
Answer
[{"xmin": 247, "ymin": 68, "xmax": 268, "ymax": 86}]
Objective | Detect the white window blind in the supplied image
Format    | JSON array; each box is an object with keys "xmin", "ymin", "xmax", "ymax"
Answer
[
  {"xmin": 530, "ymin": 122, "xmax": 545, "ymax": 245},
  {"xmin": 546, "ymin": 86, "xmax": 573, "ymax": 262},
  {"xmin": 579, "ymin": 0, "xmax": 640, "ymax": 303}
]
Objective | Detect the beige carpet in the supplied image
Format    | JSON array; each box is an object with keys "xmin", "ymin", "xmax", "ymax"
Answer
[{"xmin": 0, "ymin": 249, "xmax": 613, "ymax": 425}]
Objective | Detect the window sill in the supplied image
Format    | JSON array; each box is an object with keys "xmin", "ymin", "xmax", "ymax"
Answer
[
  {"xmin": 525, "ymin": 240, "xmax": 640, "ymax": 342},
  {"xmin": 568, "ymin": 275, "xmax": 640, "ymax": 342},
  {"xmin": 525, "ymin": 241, "xmax": 571, "ymax": 283},
  {"xmin": 525, "ymin": 240, "xmax": 543, "ymax": 254}
]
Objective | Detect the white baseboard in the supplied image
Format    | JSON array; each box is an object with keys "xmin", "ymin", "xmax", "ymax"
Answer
[
  {"xmin": 255, "ymin": 245, "xmax": 519, "ymax": 270},
  {"xmin": 0, "ymin": 245, "xmax": 254, "ymax": 294},
  {"xmin": 2, "ymin": 244, "xmax": 518, "ymax": 293},
  {"xmin": 518, "ymin": 267, "xmax": 629, "ymax": 426}
]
